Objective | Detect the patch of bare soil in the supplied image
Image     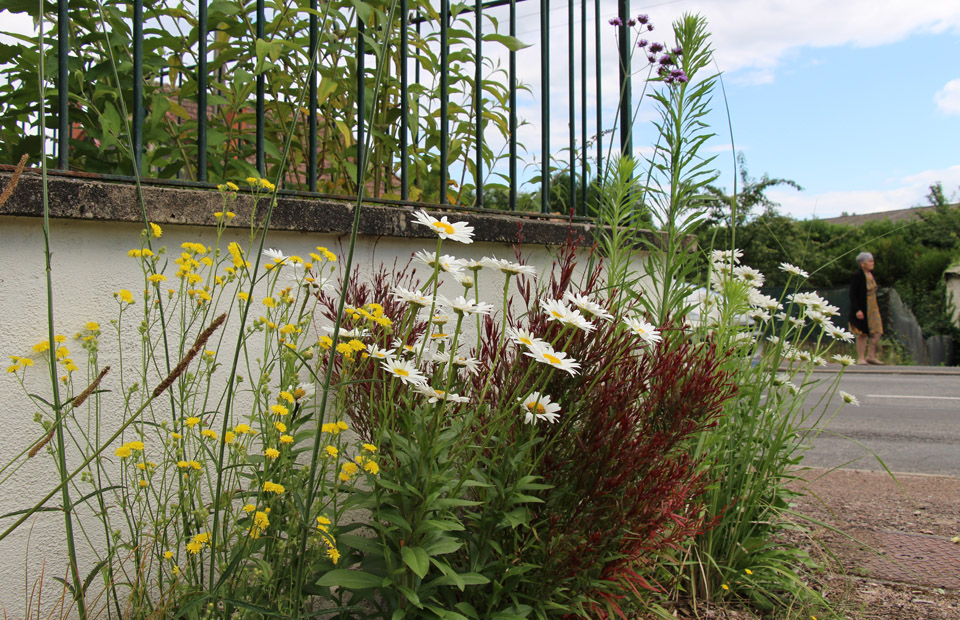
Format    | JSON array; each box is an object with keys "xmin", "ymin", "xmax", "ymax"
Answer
[{"xmin": 637, "ymin": 467, "xmax": 960, "ymax": 619}]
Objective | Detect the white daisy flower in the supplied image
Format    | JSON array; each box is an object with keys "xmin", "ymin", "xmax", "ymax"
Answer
[
  {"xmin": 425, "ymin": 312, "xmax": 451, "ymax": 325},
  {"xmin": 452, "ymin": 355, "xmax": 481, "ymax": 375},
  {"xmin": 415, "ymin": 384, "xmax": 470, "ymax": 404},
  {"xmin": 413, "ymin": 250, "xmax": 465, "ymax": 276},
  {"xmin": 392, "ymin": 285, "xmax": 433, "ymax": 308},
  {"xmin": 365, "ymin": 344, "xmax": 395, "ymax": 360},
  {"xmin": 411, "ymin": 209, "xmax": 475, "ymax": 243},
  {"xmin": 839, "ymin": 391, "xmax": 860, "ymax": 406},
  {"xmin": 779, "ymin": 262, "xmax": 809, "ymax": 279},
  {"xmin": 733, "ymin": 265, "xmax": 765, "ymax": 288},
  {"xmin": 460, "ymin": 258, "xmax": 486, "ymax": 271},
  {"xmin": 506, "ymin": 326, "xmax": 547, "ymax": 349},
  {"xmin": 748, "ymin": 309, "xmax": 772, "ymax": 322},
  {"xmin": 391, "ymin": 338, "xmax": 416, "ymax": 355},
  {"xmin": 442, "ymin": 295, "xmax": 494, "ymax": 316},
  {"xmin": 710, "ymin": 249, "xmax": 743, "ymax": 265},
  {"xmin": 263, "ymin": 248, "xmax": 287, "ymax": 264},
  {"xmin": 563, "ymin": 292, "xmax": 613, "ymax": 321},
  {"xmin": 482, "ymin": 257, "xmax": 537, "ymax": 278},
  {"xmin": 519, "ymin": 392, "xmax": 562, "ymax": 424},
  {"xmin": 832, "ymin": 354, "xmax": 856, "ymax": 367},
  {"xmin": 452, "ymin": 272, "xmax": 474, "ymax": 288},
  {"xmin": 322, "ymin": 326, "xmax": 370, "ymax": 339},
  {"xmin": 624, "ymin": 317, "xmax": 661, "ymax": 345},
  {"xmin": 292, "ymin": 382, "xmax": 315, "ymax": 401},
  {"xmin": 381, "ymin": 359, "xmax": 427, "ymax": 385},
  {"xmin": 541, "ymin": 298, "xmax": 595, "ymax": 333},
  {"xmin": 825, "ymin": 325, "xmax": 854, "ymax": 343},
  {"xmin": 748, "ymin": 289, "xmax": 782, "ymax": 312},
  {"xmin": 787, "ymin": 316, "xmax": 805, "ymax": 328},
  {"xmin": 524, "ymin": 342, "xmax": 580, "ymax": 375}
]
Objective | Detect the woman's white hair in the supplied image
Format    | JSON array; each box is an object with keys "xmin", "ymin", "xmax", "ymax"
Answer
[{"xmin": 856, "ymin": 252, "xmax": 874, "ymax": 265}]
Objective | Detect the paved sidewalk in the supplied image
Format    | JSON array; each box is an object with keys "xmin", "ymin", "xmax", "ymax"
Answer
[{"xmin": 809, "ymin": 363, "xmax": 960, "ymax": 376}]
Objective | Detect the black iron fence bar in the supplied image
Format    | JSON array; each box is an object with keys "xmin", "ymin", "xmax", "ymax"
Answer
[
  {"xmin": 567, "ymin": 0, "xmax": 574, "ymax": 214},
  {"xmin": 256, "ymin": 0, "xmax": 265, "ymax": 175},
  {"xmin": 508, "ymin": 0, "xmax": 517, "ymax": 211},
  {"xmin": 580, "ymin": 0, "xmax": 587, "ymax": 214},
  {"xmin": 539, "ymin": 0, "xmax": 549, "ymax": 214},
  {"xmin": 595, "ymin": 0, "xmax": 601, "ymax": 179},
  {"xmin": 439, "ymin": 0, "xmax": 449, "ymax": 204},
  {"xmin": 133, "ymin": 0, "xmax": 143, "ymax": 173},
  {"xmin": 357, "ymin": 17, "xmax": 365, "ymax": 186},
  {"xmin": 308, "ymin": 0, "xmax": 318, "ymax": 192},
  {"xmin": 617, "ymin": 0, "xmax": 631, "ymax": 157},
  {"xmin": 198, "ymin": 0, "xmax": 208, "ymax": 182},
  {"xmin": 41, "ymin": 0, "xmax": 622, "ymax": 218},
  {"xmin": 400, "ymin": 0, "xmax": 409, "ymax": 200},
  {"xmin": 474, "ymin": 0, "xmax": 483, "ymax": 209},
  {"xmin": 57, "ymin": 0, "xmax": 68, "ymax": 169}
]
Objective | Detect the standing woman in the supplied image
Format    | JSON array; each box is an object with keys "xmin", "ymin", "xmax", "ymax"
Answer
[{"xmin": 849, "ymin": 252, "xmax": 884, "ymax": 365}]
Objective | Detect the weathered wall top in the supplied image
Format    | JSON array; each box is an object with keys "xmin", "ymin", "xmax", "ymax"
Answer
[{"xmin": 0, "ymin": 170, "xmax": 642, "ymax": 248}]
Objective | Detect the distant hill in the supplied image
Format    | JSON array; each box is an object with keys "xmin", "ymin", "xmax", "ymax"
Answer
[{"xmin": 820, "ymin": 206, "xmax": 937, "ymax": 227}]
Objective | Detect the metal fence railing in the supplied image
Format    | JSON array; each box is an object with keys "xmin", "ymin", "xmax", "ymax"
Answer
[{"xmin": 0, "ymin": 0, "xmax": 638, "ymax": 216}]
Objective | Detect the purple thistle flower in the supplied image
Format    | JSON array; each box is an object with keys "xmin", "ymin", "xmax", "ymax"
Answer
[
  {"xmin": 670, "ymin": 69, "xmax": 683, "ymax": 78},
  {"xmin": 677, "ymin": 72, "xmax": 689, "ymax": 83},
  {"xmin": 609, "ymin": 17, "xmax": 623, "ymax": 26},
  {"xmin": 637, "ymin": 14, "xmax": 650, "ymax": 24},
  {"xmin": 638, "ymin": 39, "xmax": 648, "ymax": 48},
  {"xmin": 672, "ymin": 46, "xmax": 683, "ymax": 56},
  {"xmin": 649, "ymin": 42, "xmax": 664, "ymax": 53},
  {"xmin": 627, "ymin": 18, "xmax": 636, "ymax": 27},
  {"xmin": 659, "ymin": 54, "xmax": 673, "ymax": 65},
  {"xmin": 647, "ymin": 54, "xmax": 656, "ymax": 63},
  {"xmin": 664, "ymin": 76, "xmax": 675, "ymax": 85},
  {"xmin": 647, "ymin": 24, "xmax": 654, "ymax": 31}
]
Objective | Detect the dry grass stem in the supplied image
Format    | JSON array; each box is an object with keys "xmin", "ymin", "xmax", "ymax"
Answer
[
  {"xmin": 152, "ymin": 313, "xmax": 227, "ymax": 397},
  {"xmin": 0, "ymin": 154, "xmax": 29, "ymax": 210},
  {"xmin": 28, "ymin": 367, "xmax": 111, "ymax": 458}
]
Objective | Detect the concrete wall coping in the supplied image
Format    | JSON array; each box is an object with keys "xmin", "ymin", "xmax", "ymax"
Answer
[{"xmin": 0, "ymin": 170, "xmax": 670, "ymax": 249}]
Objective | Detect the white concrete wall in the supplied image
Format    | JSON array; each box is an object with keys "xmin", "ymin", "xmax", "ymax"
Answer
[{"xmin": 0, "ymin": 213, "xmax": 649, "ymax": 617}]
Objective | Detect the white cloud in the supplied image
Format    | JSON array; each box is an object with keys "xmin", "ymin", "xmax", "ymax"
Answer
[
  {"xmin": 768, "ymin": 165, "xmax": 960, "ymax": 220},
  {"xmin": 935, "ymin": 78, "xmax": 960, "ymax": 115}
]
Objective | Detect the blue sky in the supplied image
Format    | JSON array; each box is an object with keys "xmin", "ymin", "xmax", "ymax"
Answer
[{"xmin": 2, "ymin": 0, "xmax": 959, "ymax": 220}]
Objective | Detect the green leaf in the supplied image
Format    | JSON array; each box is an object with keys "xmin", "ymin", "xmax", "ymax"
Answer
[
  {"xmin": 350, "ymin": 0, "xmax": 373, "ymax": 24},
  {"xmin": 482, "ymin": 33, "xmax": 532, "ymax": 51},
  {"xmin": 316, "ymin": 569, "xmax": 383, "ymax": 589},
  {"xmin": 401, "ymin": 545, "xmax": 430, "ymax": 579},
  {"xmin": 220, "ymin": 599, "xmax": 287, "ymax": 617}
]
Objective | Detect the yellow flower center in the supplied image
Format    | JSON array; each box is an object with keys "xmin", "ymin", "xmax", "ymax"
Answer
[
  {"xmin": 526, "ymin": 402, "xmax": 547, "ymax": 414},
  {"xmin": 551, "ymin": 311, "xmax": 563, "ymax": 319},
  {"xmin": 394, "ymin": 368, "xmax": 410, "ymax": 377},
  {"xmin": 543, "ymin": 353, "xmax": 562, "ymax": 365},
  {"xmin": 432, "ymin": 221, "xmax": 455, "ymax": 235},
  {"xmin": 519, "ymin": 337, "xmax": 532, "ymax": 345}
]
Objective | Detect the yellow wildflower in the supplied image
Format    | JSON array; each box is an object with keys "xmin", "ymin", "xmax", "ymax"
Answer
[
  {"xmin": 85, "ymin": 322, "xmax": 100, "ymax": 331},
  {"xmin": 172, "ymin": 565, "xmax": 180, "ymax": 576},
  {"xmin": 316, "ymin": 247, "xmax": 336, "ymax": 262},
  {"xmin": 201, "ymin": 429, "xmax": 217, "ymax": 440},
  {"xmin": 125, "ymin": 440, "xmax": 145, "ymax": 451},
  {"xmin": 325, "ymin": 546, "xmax": 340, "ymax": 563},
  {"xmin": 325, "ymin": 445, "xmax": 338, "ymax": 457},
  {"xmin": 185, "ymin": 417, "xmax": 201, "ymax": 428},
  {"xmin": 237, "ymin": 292, "xmax": 249, "ymax": 302},
  {"xmin": 235, "ymin": 423, "xmax": 252, "ymax": 434},
  {"xmin": 337, "ymin": 421, "xmax": 349, "ymax": 431},
  {"xmin": 279, "ymin": 391, "xmax": 294, "ymax": 404},
  {"xmin": 363, "ymin": 460, "xmax": 380, "ymax": 475},
  {"xmin": 343, "ymin": 462, "xmax": 359, "ymax": 476},
  {"xmin": 280, "ymin": 434, "xmax": 293, "ymax": 444},
  {"xmin": 224, "ymin": 431, "xmax": 236, "ymax": 444},
  {"xmin": 362, "ymin": 443, "xmax": 377, "ymax": 452},
  {"xmin": 149, "ymin": 222, "xmax": 162, "ymax": 238},
  {"xmin": 170, "ymin": 432, "xmax": 182, "ymax": 440},
  {"xmin": 263, "ymin": 297, "xmax": 276, "ymax": 308},
  {"xmin": 338, "ymin": 471, "xmax": 351, "ymax": 482},
  {"xmin": 117, "ymin": 289, "xmax": 134, "ymax": 304},
  {"xmin": 189, "ymin": 460, "xmax": 202, "ymax": 470},
  {"xmin": 745, "ymin": 569, "xmax": 753, "ymax": 575},
  {"xmin": 263, "ymin": 481, "xmax": 285, "ymax": 494},
  {"xmin": 265, "ymin": 448, "xmax": 280, "ymax": 460},
  {"xmin": 318, "ymin": 336, "xmax": 333, "ymax": 350},
  {"xmin": 147, "ymin": 274, "xmax": 167, "ymax": 284},
  {"xmin": 177, "ymin": 460, "xmax": 190, "ymax": 469},
  {"xmin": 32, "ymin": 341, "xmax": 50, "ymax": 353},
  {"xmin": 274, "ymin": 421, "xmax": 287, "ymax": 433},
  {"xmin": 115, "ymin": 445, "xmax": 132, "ymax": 458},
  {"xmin": 271, "ymin": 405, "xmax": 289, "ymax": 417},
  {"xmin": 242, "ymin": 504, "xmax": 256, "ymax": 513},
  {"xmin": 138, "ymin": 479, "xmax": 148, "ymax": 488},
  {"xmin": 163, "ymin": 550, "xmax": 174, "ymax": 560}
]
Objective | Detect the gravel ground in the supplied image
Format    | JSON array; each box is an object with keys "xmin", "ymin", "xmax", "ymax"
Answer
[{"xmin": 639, "ymin": 467, "xmax": 960, "ymax": 619}]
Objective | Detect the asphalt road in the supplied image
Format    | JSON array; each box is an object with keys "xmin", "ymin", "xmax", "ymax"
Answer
[{"xmin": 800, "ymin": 367, "xmax": 960, "ymax": 477}]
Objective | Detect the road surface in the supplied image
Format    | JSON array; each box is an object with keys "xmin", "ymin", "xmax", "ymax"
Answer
[{"xmin": 800, "ymin": 367, "xmax": 960, "ymax": 477}]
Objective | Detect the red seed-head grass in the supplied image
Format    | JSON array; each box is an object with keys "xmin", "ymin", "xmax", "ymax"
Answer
[{"xmin": 28, "ymin": 366, "xmax": 111, "ymax": 458}]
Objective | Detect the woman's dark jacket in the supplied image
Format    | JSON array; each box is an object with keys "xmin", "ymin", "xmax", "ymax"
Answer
[{"xmin": 848, "ymin": 269, "xmax": 870, "ymax": 334}]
